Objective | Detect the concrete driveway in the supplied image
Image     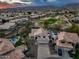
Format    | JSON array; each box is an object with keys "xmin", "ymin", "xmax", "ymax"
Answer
[{"xmin": 37, "ymin": 43, "xmax": 62, "ymax": 59}]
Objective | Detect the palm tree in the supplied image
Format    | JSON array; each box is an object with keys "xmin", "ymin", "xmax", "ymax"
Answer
[
  {"xmin": 14, "ymin": 21, "xmax": 33, "ymax": 48},
  {"xmin": 22, "ymin": 21, "xmax": 35, "ymax": 57},
  {"xmin": 43, "ymin": 20, "xmax": 49, "ymax": 29},
  {"xmin": 23, "ymin": 21, "xmax": 33, "ymax": 48}
]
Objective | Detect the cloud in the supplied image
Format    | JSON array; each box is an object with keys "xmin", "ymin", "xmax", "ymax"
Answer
[
  {"xmin": 0, "ymin": 0, "xmax": 21, "ymax": 3},
  {"xmin": 1, "ymin": 0, "xmax": 79, "ymax": 6},
  {"xmin": 21, "ymin": 0, "xmax": 32, "ymax": 2},
  {"xmin": 0, "ymin": 0, "xmax": 32, "ymax": 4},
  {"xmin": 47, "ymin": 0, "xmax": 57, "ymax": 2}
]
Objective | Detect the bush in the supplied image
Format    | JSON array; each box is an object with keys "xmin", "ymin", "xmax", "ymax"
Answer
[
  {"xmin": 14, "ymin": 39, "xmax": 23, "ymax": 47},
  {"xmin": 66, "ymin": 24, "xmax": 79, "ymax": 35}
]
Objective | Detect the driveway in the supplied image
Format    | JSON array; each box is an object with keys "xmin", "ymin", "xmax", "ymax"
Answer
[
  {"xmin": 37, "ymin": 43, "xmax": 62, "ymax": 59},
  {"xmin": 37, "ymin": 44, "xmax": 50, "ymax": 59}
]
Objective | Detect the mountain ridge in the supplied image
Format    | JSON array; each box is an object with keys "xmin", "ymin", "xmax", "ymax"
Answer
[{"xmin": 0, "ymin": 1, "xmax": 79, "ymax": 10}]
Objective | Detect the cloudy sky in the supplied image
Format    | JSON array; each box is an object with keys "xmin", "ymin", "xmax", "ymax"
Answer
[{"xmin": 0, "ymin": 0, "xmax": 79, "ymax": 6}]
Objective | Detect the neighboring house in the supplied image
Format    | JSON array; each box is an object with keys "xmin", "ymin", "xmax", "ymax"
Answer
[
  {"xmin": 0, "ymin": 38, "xmax": 25, "ymax": 59},
  {"xmin": 29, "ymin": 28, "xmax": 50, "ymax": 43},
  {"xmin": 71, "ymin": 17, "xmax": 79, "ymax": 23},
  {"xmin": 0, "ymin": 13, "xmax": 8, "ymax": 18},
  {"xmin": 55, "ymin": 32, "xmax": 79, "ymax": 59},
  {"xmin": 0, "ymin": 23, "xmax": 15, "ymax": 30}
]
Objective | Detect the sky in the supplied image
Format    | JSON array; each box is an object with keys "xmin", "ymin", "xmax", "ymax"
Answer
[{"xmin": 0, "ymin": 0, "xmax": 79, "ymax": 6}]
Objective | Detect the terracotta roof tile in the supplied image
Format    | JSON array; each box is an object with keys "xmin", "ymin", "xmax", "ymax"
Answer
[
  {"xmin": 0, "ymin": 38, "xmax": 25, "ymax": 59},
  {"xmin": 56, "ymin": 32, "xmax": 79, "ymax": 48},
  {"xmin": 0, "ymin": 38, "xmax": 14, "ymax": 55}
]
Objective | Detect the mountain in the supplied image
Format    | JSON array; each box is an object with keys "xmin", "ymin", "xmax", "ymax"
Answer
[
  {"xmin": 0, "ymin": 1, "xmax": 33, "ymax": 9},
  {"xmin": 0, "ymin": 2, "xmax": 16, "ymax": 9},
  {"xmin": 0, "ymin": 1, "xmax": 79, "ymax": 10},
  {"xmin": 62, "ymin": 3, "xmax": 79, "ymax": 9},
  {"xmin": 13, "ymin": 3, "xmax": 27, "ymax": 7}
]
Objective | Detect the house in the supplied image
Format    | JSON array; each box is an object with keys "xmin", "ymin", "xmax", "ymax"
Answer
[
  {"xmin": 0, "ymin": 22, "xmax": 16, "ymax": 38},
  {"xmin": 55, "ymin": 32, "xmax": 79, "ymax": 59},
  {"xmin": 0, "ymin": 38, "xmax": 25, "ymax": 59},
  {"xmin": 29, "ymin": 28, "xmax": 50, "ymax": 43},
  {"xmin": 71, "ymin": 17, "xmax": 79, "ymax": 23},
  {"xmin": 0, "ymin": 23, "xmax": 15, "ymax": 30}
]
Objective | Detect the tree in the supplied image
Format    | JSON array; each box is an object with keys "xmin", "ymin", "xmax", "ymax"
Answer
[
  {"xmin": 39, "ymin": 18, "xmax": 58, "ymax": 29},
  {"xmin": 43, "ymin": 20, "xmax": 49, "ymax": 29},
  {"xmin": 67, "ymin": 24, "xmax": 79, "ymax": 35},
  {"xmin": 27, "ymin": 12, "xmax": 32, "ymax": 15},
  {"xmin": 74, "ymin": 43, "xmax": 79, "ymax": 59},
  {"xmin": 23, "ymin": 21, "xmax": 32, "ymax": 48},
  {"xmin": 52, "ymin": 24, "xmax": 63, "ymax": 31},
  {"xmin": 0, "ymin": 32, "xmax": 5, "ymax": 38}
]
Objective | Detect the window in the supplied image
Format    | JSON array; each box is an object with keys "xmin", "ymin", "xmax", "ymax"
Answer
[
  {"xmin": 49, "ymin": 36, "xmax": 51, "ymax": 39},
  {"xmin": 52, "ymin": 38, "xmax": 54, "ymax": 40},
  {"xmin": 72, "ymin": 43, "xmax": 74, "ymax": 46},
  {"xmin": 68, "ymin": 42, "xmax": 72, "ymax": 44},
  {"xmin": 61, "ymin": 40, "xmax": 65, "ymax": 43},
  {"xmin": 68, "ymin": 42, "xmax": 74, "ymax": 46},
  {"xmin": 58, "ymin": 49, "xmax": 62, "ymax": 56},
  {"xmin": 35, "ymin": 37, "xmax": 38, "ymax": 39},
  {"xmin": 68, "ymin": 50, "xmax": 74, "ymax": 57},
  {"xmin": 43, "ymin": 36, "xmax": 45, "ymax": 38}
]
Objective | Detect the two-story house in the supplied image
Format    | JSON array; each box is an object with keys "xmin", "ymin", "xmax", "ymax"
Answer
[{"xmin": 55, "ymin": 32, "xmax": 79, "ymax": 59}]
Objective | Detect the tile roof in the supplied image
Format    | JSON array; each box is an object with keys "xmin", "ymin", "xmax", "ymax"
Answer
[
  {"xmin": 2, "ymin": 49, "xmax": 25, "ymax": 59},
  {"xmin": 29, "ymin": 28, "xmax": 49, "ymax": 36},
  {"xmin": 0, "ymin": 38, "xmax": 25, "ymax": 59},
  {"xmin": 0, "ymin": 38, "xmax": 14, "ymax": 55},
  {"xmin": 56, "ymin": 32, "xmax": 79, "ymax": 49}
]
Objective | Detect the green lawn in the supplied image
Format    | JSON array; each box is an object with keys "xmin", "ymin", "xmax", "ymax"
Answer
[
  {"xmin": 47, "ymin": 18, "xmax": 57, "ymax": 24},
  {"xmin": 38, "ymin": 17, "xmax": 64, "ymax": 25}
]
